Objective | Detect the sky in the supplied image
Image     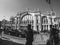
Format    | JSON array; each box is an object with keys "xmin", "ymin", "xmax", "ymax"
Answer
[{"xmin": 0, "ymin": 0, "xmax": 60, "ymax": 21}]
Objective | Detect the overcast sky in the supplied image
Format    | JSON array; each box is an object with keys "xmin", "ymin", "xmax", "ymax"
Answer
[{"xmin": 0, "ymin": 0, "xmax": 60, "ymax": 21}]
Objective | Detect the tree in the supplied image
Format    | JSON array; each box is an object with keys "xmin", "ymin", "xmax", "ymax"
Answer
[
  {"xmin": 2, "ymin": 19, "xmax": 8, "ymax": 29},
  {"xmin": 46, "ymin": 0, "xmax": 51, "ymax": 4},
  {"xmin": 10, "ymin": 16, "xmax": 15, "ymax": 30},
  {"xmin": 0, "ymin": 21, "xmax": 2, "ymax": 29},
  {"xmin": 10, "ymin": 16, "xmax": 15, "ymax": 24}
]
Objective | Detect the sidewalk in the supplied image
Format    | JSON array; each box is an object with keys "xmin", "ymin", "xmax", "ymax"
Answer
[{"xmin": 0, "ymin": 33, "xmax": 50, "ymax": 45}]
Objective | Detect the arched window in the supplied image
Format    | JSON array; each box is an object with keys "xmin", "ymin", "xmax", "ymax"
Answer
[{"xmin": 43, "ymin": 17, "xmax": 48, "ymax": 24}]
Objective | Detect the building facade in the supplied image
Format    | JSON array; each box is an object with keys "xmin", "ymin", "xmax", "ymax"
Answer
[
  {"xmin": 14, "ymin": 11, "xmax": 41, "ymax": 31},
  {"xmin": 13, "ymin": 10, "xmax": 59, "ymax": 32}
]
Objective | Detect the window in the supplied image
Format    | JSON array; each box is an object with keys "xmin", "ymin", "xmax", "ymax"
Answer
[
  {"xmin": 37, "ymin": 25, "xmax": 39, "ymax": 31},
  {"xmin": 54, "ymin": 18, "xmax": 57, "ymax": 22},
  {"xmin": 43, "ymin": 25, "xmax": 48, "ymax": 30},
  {"xmin": 43, "ymin": 18, "xmax": 48, "ymax": 24},
  {"xmin": 59, "ymin": 23, "xmax": 60, "ymax": 27}
]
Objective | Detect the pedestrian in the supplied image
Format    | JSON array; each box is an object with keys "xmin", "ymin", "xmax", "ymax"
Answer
[
  {"xmin": 0, "ymin": 29, "xmax": 2, "ymax": 38},
  {"xmin": 0, "ymin": 23, "xmax": 3, "ymax": 38},
  {"xmin": 25, "ymin": 24, "xmax": 33, "ymax": 45},
  {"xmin": 53, "ymin": 25, "xmax": 59, "ymax": 45},
  {"xmin": 50, "ymin": 25, "xmax": 59, "ymax": 45}
]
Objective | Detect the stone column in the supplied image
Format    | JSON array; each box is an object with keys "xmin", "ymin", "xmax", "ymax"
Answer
[
  {"xmin": 18, "ymin": 17, "xmax": 20, "ymax": 30},
  {"xmin": 19, "ymin": 15, "xmax": 21, "ymax": 30},
  {"xmin": 15, "ymin": 17, "xmax": 17, "ymax": 29},
  {"xmin": 38, "ymin": 15, "xmax": 41, "ymax": 31},
  {"xmin": 33, "ymin": 14, "xmax": 37, "ymax": 31}
]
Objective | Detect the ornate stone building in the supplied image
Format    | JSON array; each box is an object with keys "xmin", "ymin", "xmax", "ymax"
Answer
[
  {"xmin": 14, "ymin": 10, "xmax": 59, "ymax": 32},
  {"xmin": 14, "ymin": 11, "xmax": 41, "ymax": 31}
]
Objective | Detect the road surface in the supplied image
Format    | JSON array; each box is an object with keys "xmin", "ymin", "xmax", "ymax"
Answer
[
  {"xmin": 0, "ymin": 38, "xmax": 23, "ymax": 45},
  {"xmin": 0, "ymin": 33, "xmax": 50, "ymax": 45}
]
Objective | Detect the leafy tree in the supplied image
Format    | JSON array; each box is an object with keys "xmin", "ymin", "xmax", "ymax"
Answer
[
  {"xmin": 2, "ymin": 19, "xmax": 8, "ymax": 29},
  {"xmin": 0, "ymin": 21, "xmax": 2, "ymax": 29},
  {"xmin": 10, "ymin": 16, "xmax": 15, "ymax": 24}
]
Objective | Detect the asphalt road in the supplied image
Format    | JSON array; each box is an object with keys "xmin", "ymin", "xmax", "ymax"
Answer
[{"xmin": 0, "ymin": 39, "xmax": 23, "ymax": 45}]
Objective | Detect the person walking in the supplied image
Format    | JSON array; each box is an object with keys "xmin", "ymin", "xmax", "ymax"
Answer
[
  {"xmin": 0, "ymin": 22, "xmax": 3, "ymax": 38},
  {"xmin": 50, "ymin": 25, "xmax": 59, "ymax": 45},
  {"xmin": 53, "ymin": 25, "xmax": 59, "ymax": 45},
  {"xmin": 25, "ymin": 24, "xmax": 34, "ymax": 45},
  {"xmin": 46, "ymin": 25, "xmax": 59, "ymax": 45}
]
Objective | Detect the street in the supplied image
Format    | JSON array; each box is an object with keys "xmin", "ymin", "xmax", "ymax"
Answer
[
  {"xmin": 0, "ymin": 33, "xmax": 49, "ymax": 45},
  {"xmin": 0, "ymin": 33, "xmax": 60, "ymax": 45},
  {"xmin": 0, "ymin": 38, "xmax": 23, "ymax": 45}
]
